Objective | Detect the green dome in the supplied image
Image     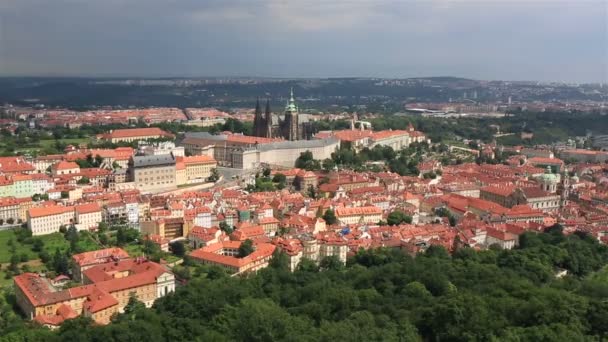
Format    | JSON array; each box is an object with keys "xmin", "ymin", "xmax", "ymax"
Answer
[{"xmin": 538, "ymin": 166, "xmax": 559, "ymax": 184}]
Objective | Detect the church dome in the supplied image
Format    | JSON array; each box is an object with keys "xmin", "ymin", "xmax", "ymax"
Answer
[{"xmin": 538, "ymin": 166, "xmax": 559, "ymax": 184}]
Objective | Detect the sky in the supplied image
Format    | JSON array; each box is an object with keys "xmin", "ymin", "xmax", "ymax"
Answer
[{"xmin": 0, "ymin": 0, "xmax": 606, "ymax": 83}]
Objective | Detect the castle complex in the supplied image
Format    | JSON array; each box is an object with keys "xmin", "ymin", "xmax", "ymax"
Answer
[{"xmin": 253, "ymin": 89, "xmax": 313, "ymax": 141}]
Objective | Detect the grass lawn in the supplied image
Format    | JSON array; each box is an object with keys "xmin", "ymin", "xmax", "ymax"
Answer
[
  {"xmin": 125, "ymin": 244, "xmax": 145, "ymax": 257},
  {"xmin": 163, "ymin": 254, "xmax": 181, "ymax": 264},
  {"xmin": 41, "ymin": 233, "xmax": 71, "ymax": 254},
  {"xmin": 0, "ymin": 229, "xmax": 86, "ymax": 264},
  {"xmin": 0, "ymin": 230, "xmax": 39, "ymax": 263},
  {"xmin": 38, "ymin": 138, "xmax": 90, "ymax": 149},
  {"xmin": 13, "ymin": 138, "xmax": 91, "ymax": 154}
]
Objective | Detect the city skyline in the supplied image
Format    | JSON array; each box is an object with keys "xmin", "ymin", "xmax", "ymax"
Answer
[{"xmin": 0, "ymin": 0, "xmax": 606, "ymax": 83}]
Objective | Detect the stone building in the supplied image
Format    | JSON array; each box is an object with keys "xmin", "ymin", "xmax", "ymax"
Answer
[
  {"xmin": 182, "ymin": 132, "xmax": 339, "ymax": 170},
  {"xmin": 128, "ymin": 154, "xmax": 176, "ymax": 193}
]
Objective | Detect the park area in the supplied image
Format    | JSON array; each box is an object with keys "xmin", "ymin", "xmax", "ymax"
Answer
[
  {"xmin": 0, "ymin": 137, "xmax": 90, "ymax": 156},
  {"xmin": 0, "ymin": 228, "xmax": 101, "ymax": 287}
]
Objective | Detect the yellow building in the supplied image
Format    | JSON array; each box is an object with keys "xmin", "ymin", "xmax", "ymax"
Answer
[
  {"xmin": 335, "ymin": 206, "xmax": 383, "ymax": 225},
  {"xmin": 181, "ymin": 155, "xmax": 217, "ymax": 184}
]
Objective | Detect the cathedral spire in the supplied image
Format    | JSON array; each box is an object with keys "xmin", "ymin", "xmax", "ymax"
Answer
[
  {"xmin": 285, "ymin": 88, "xmax": 298, "ymax": 113},
  {"xmin": 265, "ymin": 98, "xmax": 272, "ymax": 138},
  {"xmin": 254, "ymin": 97, "xmax": 263, "ymax": 137}
]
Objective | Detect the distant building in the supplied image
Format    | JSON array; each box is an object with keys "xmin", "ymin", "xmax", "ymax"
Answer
[
  {"xmin": 559, "ymin": 149, "xmax": 608, "ymax": 163},
  {"xmin": 128, "ymin": 154, "xmax": 176, "ymax": 193},
  {"xmin": 189, "ymin": 240, "xmax": 276, "ymax": 275},
  {"xmin": 14, "ymin": 258, "xmax": 174, "ymax": 327},
  {"xmin": 252, "ymin": 89, "xmax": 315, "ymax": 141},
  {"xmin": 182, "ymin": 132, "xmax": 339, "ymax": 170},
  {"xmin": 96, "ymin": 127, "xmax": 174, "ymax": 143},
  {"xmin": 175, "ymin": 155, "xmax": 217, "ymax": 185},
  {"xmin": 335, "ymin": 206, "xmax": 383, "ymax": 225}
]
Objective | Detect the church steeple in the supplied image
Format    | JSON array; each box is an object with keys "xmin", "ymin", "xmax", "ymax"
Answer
[
  {"xmin": 282, "ymin": 88, "xmax": 299, "ymax": 141},
  {"xmin": 264, "ymin": 98, "xmax": 272, "ymax": 138},
  {"xmin": 285, "ymin": 87, "xmax": 298, "ymax": 113},
  {"xmin": 254, "ymin": 97, "xmax": 263, "ymax": 137}
]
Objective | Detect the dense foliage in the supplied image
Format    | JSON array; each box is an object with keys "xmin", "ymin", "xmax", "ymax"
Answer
[{"xmin": 1, "ymin": 228, "xmax": 608, "ymax": 341}]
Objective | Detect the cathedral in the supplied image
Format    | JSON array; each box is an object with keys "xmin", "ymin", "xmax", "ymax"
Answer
[{"xmin": 253, "ymin": 89, "xmax": 313, "ymax": 141}]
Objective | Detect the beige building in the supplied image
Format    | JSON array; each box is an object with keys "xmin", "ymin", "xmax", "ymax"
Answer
[
  {"xmin": 182, "ymin": 155, "xmax": 217, "ymax": 183},
  {"xmin": 182, "ymin": 132, "xmax": 340, "ymax": 170},
  {"xmin": 0, "ymin": 197, "xmax": 20, "ymax": 223},
  {"xmin": 51, "ymin": 161, "xmax": 80, "ymax": 177},
  {"xmin": 141, "ymin": 217, "xmax": 191, "ymax": 240},
  {"xmin": 274, "ymin": 235, "xmax": 348, "ymax": 271},
  {"xmin": 335, "ymin": 206, "xmax": 383, "ymax": 225},
  {"xmin": 96, "ymin": 127, "xmax": 174, "ymax": 144},
  {"xmin": 128, "ymin": 154, "xmax": 176, "ymax": 193},
  {"xmin": 27, "ymin": 206, "xmax": 75, "ymax": 236},
  {"xmin": 74, "ymin": 203, "xmax": 102, "ymax": 231}
]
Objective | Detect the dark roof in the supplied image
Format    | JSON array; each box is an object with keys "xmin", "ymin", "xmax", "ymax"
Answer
[{"xmin": 131, "ymin": 154, "xmax": 175, "ymax": 168}]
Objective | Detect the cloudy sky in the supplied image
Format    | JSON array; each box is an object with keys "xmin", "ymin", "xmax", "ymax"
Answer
[{"xmin": 0, "ymin": 0, "xmax": 606, "ymax": 82}]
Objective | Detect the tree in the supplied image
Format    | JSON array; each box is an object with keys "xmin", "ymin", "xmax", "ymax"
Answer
[
  {"xmin": 322, "ymin": 158, "xmax": 336, "ymax": 172},
  {"xmin": 322, "ymin": 209, "xmax": 337, "ymax": 225},
  {"xmin": 262, "ymin": 167, "xmax": 271, "ymax": 177},
  {"xmin": 295, "ymin": 151, "xmax": 321, "ymax": 170},
  {"xmin": 320, "ymin": 255, "xmax": 344, "ymax": 271},
  {"xmin": 208, "ymin": 168, "xmax": 220, "ymax": 182},
  {"xmin": 94, "ymin": 154, "xmax": 103, "ymax": 167},
  {"xmin": 387, "ymin": 210, "xmax": 412, "ymax": 226},
  {"xmin": 219, "ymin": 221, "xmax": 233, "ymax": 235},
  {"xmin": 307, "ymin": 185, "xmax": 317, "ymax": 199},
  {"xmin": 52, "ymin": 248, "xmax": 69, "ymax": 275},
  {"xmin": 98, "ymin": 221, "xmax": 108, "ymax": 232},
  {"xmin": 77, "ymin": 176, "xmax": 90, "ymax": 185},
  {"xmin": 9, "ymin": 254, "xmax": 20, "ymax": 273},
  {"xmin": 272, "ymin": 173, "xmax": 286, "ymax": 184},
  {"xmin": 169, "ymin": 241, "xmax": 186, "ymax": 257},
  {"xmin": 238, "ymin": 239, "xmax": 254, "ymax": 258},
  {"xmin": 32, "ymin": 238, "xmax": 44, "ymax": 252},
  {"xmin": 123, "ymin": 293, "xmax": 146, "ymax": 319}
]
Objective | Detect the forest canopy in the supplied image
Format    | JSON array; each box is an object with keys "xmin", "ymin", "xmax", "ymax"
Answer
[{"xmin": 2, "ymin": 228, "xmax": 608, "ymax": 341}]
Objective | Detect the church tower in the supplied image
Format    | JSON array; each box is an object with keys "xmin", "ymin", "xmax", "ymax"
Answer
[
  {"xmin": 282, "ymin": 88, "xmax": 300, "ymax": 141},
  {"xmin": 264, "ymin": 98, "xmax": 273, "ymax": 138},
  {"xmin": 253, "ymin": 98, "xmax": 264, "ymax": 137}
]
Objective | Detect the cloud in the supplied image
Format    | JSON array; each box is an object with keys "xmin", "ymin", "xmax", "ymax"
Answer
[{"xmin": 0, "ymin": 0, "xmax": 605, "ymax": 82}]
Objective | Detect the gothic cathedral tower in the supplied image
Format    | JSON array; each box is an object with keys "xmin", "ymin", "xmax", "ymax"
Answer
[
  {"xmin": 264, "ymin": 98, "xmax": 273, "ymax": 138},
  {"xmin": 253, "ymin": 98, "xmax": 264, "ymax": 137},
  {"xmin": 283, "ymin": 88, "xmax": 300, "ymax": 141}
]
